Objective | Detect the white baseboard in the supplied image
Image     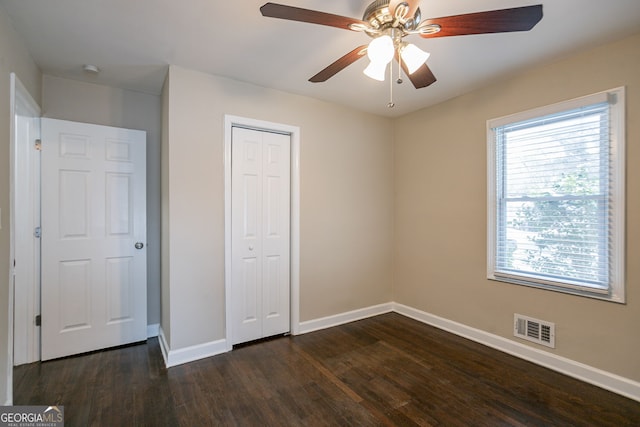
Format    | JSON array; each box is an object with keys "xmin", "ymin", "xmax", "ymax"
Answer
[
  {"xmin": 158, "ymin": 326, "xmax": 170, "ymax": 366},
  {"xmin": 147, "ymin": 323, "xmax": 159, "ymax": 338},
  {"xmin": 298, "ymin": 302, "xmax": 394, "ymax": 335},
  {"xmin": 158, "ymin": 326, "xmax": 228, "ymax": 368},
  {"xmin": 392, "ymin": 302, "xmax": 640, "ymax": 403}
]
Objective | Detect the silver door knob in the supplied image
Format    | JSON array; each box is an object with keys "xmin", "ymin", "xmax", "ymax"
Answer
[
  {"xmin": 135, "ymin": 242, "xmax": 144, "ymax": 250},
  {"xmin": 249, "ymin": 245, "xmax": 254, "ymax": 251}
]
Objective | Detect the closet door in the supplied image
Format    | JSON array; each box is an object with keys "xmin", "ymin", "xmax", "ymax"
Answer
[{"xmin": 231, "ymin": 127, "xmax": 290, "ymax": 344}]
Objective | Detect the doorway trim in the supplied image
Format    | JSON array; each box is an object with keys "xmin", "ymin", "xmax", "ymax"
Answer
[
  {"xmin": 223, "ymin": 115, "xmax": 300, "ymax": 350},
  {"xmin": 9, "ymin": 73, "xmax": 41, "ymax": 404}
]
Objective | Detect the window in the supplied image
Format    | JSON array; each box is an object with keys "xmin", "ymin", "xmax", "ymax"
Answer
[{"xmin": 487, "ymin": 88, "xmax": 625, "ymax": 302}]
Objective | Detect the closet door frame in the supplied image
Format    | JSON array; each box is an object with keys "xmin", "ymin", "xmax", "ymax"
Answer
[{"xmin": 223, "ymin": 115, "xmax": 300, "ymax": 349}]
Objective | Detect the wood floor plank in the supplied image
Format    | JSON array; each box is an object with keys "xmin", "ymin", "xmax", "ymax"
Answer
[{"xmin": 13, "ymin": 313, "xmax": 640, "ymax": 426}]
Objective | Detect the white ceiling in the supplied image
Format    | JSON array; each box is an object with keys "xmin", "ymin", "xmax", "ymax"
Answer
[{"xmin": 2, "ymin": 0, "xmax": 639, "ymax": 117}]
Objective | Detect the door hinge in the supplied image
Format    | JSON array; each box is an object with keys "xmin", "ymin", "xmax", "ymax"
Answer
[
  {"xmin": 34, "ymin": 226, "xmax": 41, "ymax": 238},
  {"xmin": 35, "ymin": 315, "xmax": 41, "ymax": 326},
  {"xmin": 35, "ymin": 139, "xmax": 42, "ymax": 151}
]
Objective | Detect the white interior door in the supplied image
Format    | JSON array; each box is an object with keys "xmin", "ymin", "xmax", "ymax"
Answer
[
  {"xmin": 41, "ymin": 118, "xmax": 147, "ymax": 360},
  {"xmin": 231, "ymin": 127, "xmax": 290, "ymax": 345}
]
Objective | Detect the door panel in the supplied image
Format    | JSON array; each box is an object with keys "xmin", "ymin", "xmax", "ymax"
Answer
[
  {"xmin": 106, "ymin": 173, "xmax": 133, "ymax": 236},
  {"xmin": 261, "ymin": 133, "xmax": 290, "ymax": 337},
  {"xmin": 241, "ymin": 257, "xmax": 259, "ymax": 324},
  {"xmin": 231, "ymin": 127, "xmax": 290, "ymax": 344},
  {"xmin": 59, "ymin": 170, "xmax": 90, "ymax": 238},
  {"xmin": 105, "ymin": 256, "xmax": 134, "ymax": 323},
  {"xmin": 232, "ymin": 128, "xmax": 263, "ymax": 343},
  {"xmin": 41, "ymin": 118, "xmax": 147, "ymax": 360},
  {"xmin": 264, "ymin": 255, "xmax": 281, "ymax": 316},
  {"xmin": 59, "ymin": 259, "xmax": 91, "ymax": 330}
]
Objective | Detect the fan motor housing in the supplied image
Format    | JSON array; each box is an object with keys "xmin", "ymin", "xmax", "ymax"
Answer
[
  {"xmin": 363, "ymin": 0, "xmax": 392, "ymax": 28},
  {"xmin": 363, "ymin": 0, "xmax": 421, "ymax": 32}
]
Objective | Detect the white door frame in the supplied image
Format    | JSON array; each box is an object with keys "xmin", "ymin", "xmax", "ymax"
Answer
[
  {"xmin": 224, "ymin": 115, "xmax": 300, "ymax": 350},
  {"xmin": 9, "ymin": 73, "xmax": 41, "ymax": 403},
  {"xmin": 10, "ymin": 74, "xmax": 41, "ymax": 366}
]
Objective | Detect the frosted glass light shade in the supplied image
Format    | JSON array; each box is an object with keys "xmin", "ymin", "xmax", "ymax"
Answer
[
  {"xmin": 400, "ymin": 43, "xmax": 430, "ymax": 74},
  {"xmin": 363, "ymin": 61, "xmax": 387, "ymax": 81},
  {"xmin": 367, "ymin": 35, "xmax": 394, "ymax": 64}
]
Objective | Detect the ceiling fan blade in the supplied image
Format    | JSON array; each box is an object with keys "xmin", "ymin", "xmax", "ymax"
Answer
[
  {"xmin": 309, "ymin": 45, "xmax": 368, "ymax": 83},
  {"xmin": 260, "ymin": 2, "xmax": 367, "ymax": 31},
  {"xmin": 396, "ymin": 53, "xmax": 437, "ymax": 89},
  {"xmin": 420, "ymin": 4, "xmax": 543, "ymax": 38},
  {"xmin": 389, "ymin": 0, "xmax": 420, "ymax": 19},
  {"xmin": 404, "ymin": 64, "xmax": 437, "ymax": 89}
]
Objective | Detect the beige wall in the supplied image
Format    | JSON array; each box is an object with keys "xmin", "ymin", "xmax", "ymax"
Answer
[
  {"xmin": 42, "ymin": 75, "xmax": 163, "ymax": 326},
  {"xmin": 162, "ymin": 65, "xmax": 394, "ymax": 350},
  {"xmin": 394, "ymin": 33, "xmax": 640, "ymax": 381},
  {"xmin": 0, "ymin": 6, "xmax": 41, "ymax": 404}
]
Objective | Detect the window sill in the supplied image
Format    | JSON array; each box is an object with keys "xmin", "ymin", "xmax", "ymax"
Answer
[{"xmin": 488, "ymin": 274, "xmax": 625, "ymax": 304}]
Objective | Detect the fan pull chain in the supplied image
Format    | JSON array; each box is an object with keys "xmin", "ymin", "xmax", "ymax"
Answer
[{"xmin": 387, "ymin": 62, "xmax": 395, "ymax": 108}]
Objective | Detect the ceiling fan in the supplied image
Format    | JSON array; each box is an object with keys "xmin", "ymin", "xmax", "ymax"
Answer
[{"xmin": 260, "ymin": 1, "xmax": 543, "ymax": 92}]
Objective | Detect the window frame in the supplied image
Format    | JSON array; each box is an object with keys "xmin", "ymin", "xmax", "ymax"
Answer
[{"xmin": 487, "ymin": 87, "xmax": 626, "ymax": 303}]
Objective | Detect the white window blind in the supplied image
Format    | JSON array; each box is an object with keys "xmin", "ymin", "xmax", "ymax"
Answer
[{"xmin": 487, "ymin": 88, "xmax": 625, "ymax": 302}]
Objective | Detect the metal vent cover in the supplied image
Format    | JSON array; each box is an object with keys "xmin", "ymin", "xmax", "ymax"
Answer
[{"xmin": 514, "ymin": 314, "xmax": 555, "ymax": 348}]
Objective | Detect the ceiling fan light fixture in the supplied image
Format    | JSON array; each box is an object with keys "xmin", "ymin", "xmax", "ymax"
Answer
[
  {"xmin": 363, "ymin": 60, "xmax": 388, "ymax": 81},
  {"xmin": 400, "ymin": 43, "xmax": 430, "ymax": 74},
  {"xmin": 366, "ymin": 34, "xmax": 394, "ymax": 65},
  {"xmin": 259, "ymin": 1, "xmax": 543, "ymax": 97}
]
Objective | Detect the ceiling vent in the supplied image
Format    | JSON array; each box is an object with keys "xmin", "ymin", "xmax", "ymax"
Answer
[{"xmin": 514, "ymin": 314, "xmax": 555, "ymax": 348}]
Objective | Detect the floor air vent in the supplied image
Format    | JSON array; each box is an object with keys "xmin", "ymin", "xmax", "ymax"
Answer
[{"xmin": 514, "ymin": 314, "xmax": 555, "ymax": 348}]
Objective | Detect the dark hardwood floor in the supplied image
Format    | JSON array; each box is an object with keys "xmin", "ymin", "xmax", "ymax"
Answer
[{"xmin": 13, "ymin": 313, "xmax": 640, "ymax": 426}]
